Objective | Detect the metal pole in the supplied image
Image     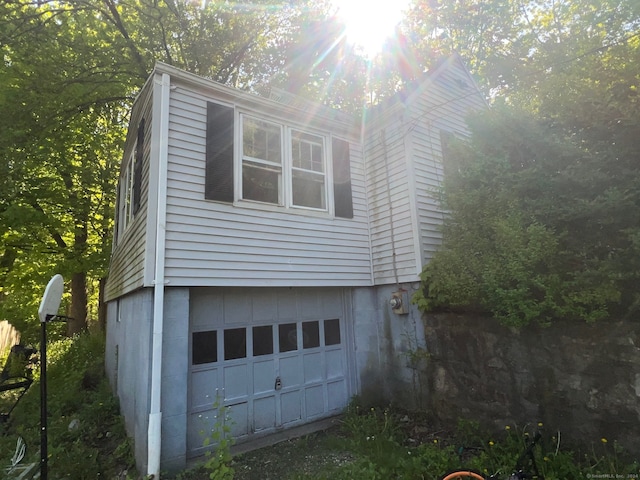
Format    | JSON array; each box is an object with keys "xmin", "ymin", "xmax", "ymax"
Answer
[{"xmin": 40, "ymin": 317, "xmax": 48, "ymax": 480}]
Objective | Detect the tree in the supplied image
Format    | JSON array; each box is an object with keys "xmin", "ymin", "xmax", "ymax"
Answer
[
  {"xmin": 408, "ymin": 0, "xmax": 640, "ymax": 324},
  {"xmin": 1, "ymin": 0, "xmax": 369, "ymax": 339}
]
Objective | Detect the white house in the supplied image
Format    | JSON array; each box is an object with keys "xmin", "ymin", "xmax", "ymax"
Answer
[{"xmin": 104, "ymin": 55, "xmax": 486, "ymax": 476}]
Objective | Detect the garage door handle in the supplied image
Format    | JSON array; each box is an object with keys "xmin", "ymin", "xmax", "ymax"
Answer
[{"xmin": 274, "ymin": 376, "xmax": 282, "ymax": 391}]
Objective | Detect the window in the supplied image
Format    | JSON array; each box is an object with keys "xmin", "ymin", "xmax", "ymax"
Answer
[
  {"xmin": 253, "ymin": 325, "xmax": 273, "ymax": 356},
  {"xmin": 239, "ymin": 114, "xmax": 327, "ymax": 211},
  {"xmin": 279, "ymin": 323, "xmax": 298, "ymax": 352},
  {"xmin": 224, "ymin": 328, "xmax": 246, "ymax": 360},
  {"xmin": 324, "ymin": 319, "xmax": 341, "ymax": 346},
  {"xmin": 291, "ymin": 131, "xmax": 326, "ymax": 209},
  {"xmin": 206, "ymin": 103, "xmax": 353, "ymax": 218},
  {"xmin": 116, "ymin": 118, "xmax": 144, "ymax": 241},
  {"xmin": 118, "ymin": 152, "xmax": 135, "ymax": 233},
  {"xmin": 302, "ymin": 321, "xmax": 320, "ymax": 349},
  {"xmin": 241, "ymin": 116, "xmax": 282, "ymax": 204},
  {"xmin": 192, "ymin": 331, "xmax": 218, "ymax": 365}
]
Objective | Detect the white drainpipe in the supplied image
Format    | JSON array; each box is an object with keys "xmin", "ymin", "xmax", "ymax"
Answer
[{"xmin": 148, "ymin": 72, "xmax": 171, "ymax": 478}]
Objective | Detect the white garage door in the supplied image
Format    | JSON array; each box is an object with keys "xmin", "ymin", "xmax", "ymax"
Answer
[{"xmin": 187, "ymin": 289, "xmax": 350, "ymax": 457}]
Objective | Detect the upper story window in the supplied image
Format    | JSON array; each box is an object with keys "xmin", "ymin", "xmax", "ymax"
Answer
[
  {"xmin": 205, "ymin": 102, "xmax": 353, "ymax": 218},
  {"xmin": 116, "ymin": 118, "xmax": 144, "ymax": 242},
  {"xmin": 291, "ymin": 130, "xmax": 326, "ymax": 210},
  {"xmin": 239, "ymin": 114, "xmax": 327, "ymax": 211},
  {"xmin": 241, "ymin": 116, "xmax": 282, "ymax": 204}
]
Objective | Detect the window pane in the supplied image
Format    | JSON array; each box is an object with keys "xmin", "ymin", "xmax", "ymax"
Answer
[
  {"xmin": 324, "ymin": 319, "xmax": 341, "ymax": 346},
  {"xmin": 292, "ymin": 170, "xmax": 325, "ymax": 209},
  {"xmin": 243, "ymin": 162, "xmax": 281, "ymax": 204},
  {"xmin": 224, "ymin": 328, "xmax": 246, "ymax": 360},
  {"xmin": 192, "ymin": 331, "xmax": 217, "ymax": 365},
  {"xmin": 302, "ymin": 321, "xmax": 320, "ymax": 349},
  {"xmin": 292, "ymin": 131, "xmax": 323, "ymax": 172},
  {"xmin": 279, "ymin": 323, "xmax": 298, "ymax": 352},
  {"xmin": 253, "ymin": 325, "xmax": 273, "ymax": 356},
  {"xmin": 243, "ymin": 117, "xmax": 281, "ymax": 164}
]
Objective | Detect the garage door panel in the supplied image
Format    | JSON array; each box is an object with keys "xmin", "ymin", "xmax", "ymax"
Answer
[
  {"xmin": 326, "ymin": 349, "xmax": 344, "ymax": 379},
  {"xmin": 224, "ymin": 364, "xmax": 248, "ymax": 400},
  {"xmin": 305, "ymin": 385, "xmax": 324, "ymax": 418},
  {"xmin": 303, "ymin": 352, "xmax": 323, "ymax": 383},
  {"xmin": 281, "ymin": 390, "xmax": 302, "ymax": 424},
  {"xmin": 327, "ymin": 380, "xmax": 347, "ymax": 411},
  {"xmin": 279, "ymin": 355, "xmax": 302, "ymax": 387},
  {"xmin": 253, "ymin": 358, "xmax": 275, "ymax": 394},
  {"xmin": 253, "ymin": 396, "xmax": 276, "ymax": 431},
  {"xmin": 191, "ymin": 368, "xmax": 219, "ymax": 409},
  {"xmin": 187, "ymin": 411, "xmax": 214, "ymax": 452},
  {"xmin": 228, "ymin": 402, "xmax": 249, "ymax": 437}
]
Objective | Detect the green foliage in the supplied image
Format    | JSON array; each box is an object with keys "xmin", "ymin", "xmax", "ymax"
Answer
[
  {"xmin": 414, "ymin": 104, "xmax": 640, "ymax": 326},
  {"xmin": 0, "ymin": 333, "xmax": 136, "ymax": 478},
  {"xmin": 310, "ymin": 407, "xmax": 638, "ymax": 480},
  {"xmin": 201, "ymin": 395, "xmax": 235, "ymax": 480}
]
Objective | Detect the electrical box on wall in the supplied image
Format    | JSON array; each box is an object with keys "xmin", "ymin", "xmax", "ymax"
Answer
[{"xmin": 390, "ymin": 289, "xmax": 409, "ymax": 315}]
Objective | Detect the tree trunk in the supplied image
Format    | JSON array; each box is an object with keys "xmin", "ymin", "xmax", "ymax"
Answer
[
  {"xmin": 68, "ymin": 272, "xmax": 88, "ymax": 335},
  {"xmin": 97, "ymin": 277, "xmax": 107, "ymax": 333}
]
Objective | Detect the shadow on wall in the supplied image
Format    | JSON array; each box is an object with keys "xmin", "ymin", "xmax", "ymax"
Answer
[{"xmin": 422, "ymin": 313, "xmax": 640, "ymax": 456}]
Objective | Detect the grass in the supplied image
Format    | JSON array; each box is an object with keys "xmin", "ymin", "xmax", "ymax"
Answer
[
  {"xmin": 176, "ymin": 401, "xmax": 640, "ymax": 480},
  {"xmin": 0, "ymin": 333, "xmax": 137, "ymax": 479}
]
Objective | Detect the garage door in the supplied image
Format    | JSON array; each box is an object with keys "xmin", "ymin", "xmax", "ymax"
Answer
[{"xmin": 187, "ymin": 289, "xmax": 350, "ymax": 457}]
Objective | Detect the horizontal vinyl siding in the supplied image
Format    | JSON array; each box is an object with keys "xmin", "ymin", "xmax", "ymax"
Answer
[
  {"xmin": 365, "ymin": 119, "xmax": 418, "ymax": 285},
  {"xmin": 163, "ymin": 86, "xmax": 371, "ymax": 287},
  {"xmin": 409, "ymin": 63, "xmax": 487, "ymax": 265},
  {"xmin": 106, "ymin": 93, "xmax": 153, "ymax": 301}
]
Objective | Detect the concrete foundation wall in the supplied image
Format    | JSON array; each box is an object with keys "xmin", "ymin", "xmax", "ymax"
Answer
[
  {"xmin": 160, "ymin": 288, "xmax": 190, "ymax": 472},
  {"xmin": 352, "ymin": 283, "xmax": 427, "ymax": 409},
  {"xmin": 105, "ymin": 288, "xmax": 154, "ymax": 472}
]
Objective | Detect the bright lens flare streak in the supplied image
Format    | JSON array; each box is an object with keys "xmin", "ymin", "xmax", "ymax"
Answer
[{"xmin": 334, "ymin": 0, "xmax": 411, "ymax": 57}]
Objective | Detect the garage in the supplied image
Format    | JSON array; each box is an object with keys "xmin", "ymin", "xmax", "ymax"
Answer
[{"xmin": 187, "ymin": 287, "xmax": 353, "ymax": 457}]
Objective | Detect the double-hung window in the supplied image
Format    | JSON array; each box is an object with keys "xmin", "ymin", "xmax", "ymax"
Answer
[
  {"xmin": 291, "ymin": 130, "xmax": 326, "ymax": 209},
  {"xmin": 241, "ymin": 116, "xmax": 283, "ymax": 204},
  {"xmin": 240, "ymin": 114, "xmax": 327, "ymax": 211}
]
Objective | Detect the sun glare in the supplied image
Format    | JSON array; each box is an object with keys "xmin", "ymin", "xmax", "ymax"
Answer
[{"xmin": 333, "ymin": 0, "xmax": 411, "ymax": 57}]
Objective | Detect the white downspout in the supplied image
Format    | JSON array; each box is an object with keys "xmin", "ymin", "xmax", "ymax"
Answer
[{"xmin": 148, "ymin": 72, "xmax": 171, "ymax": 478}]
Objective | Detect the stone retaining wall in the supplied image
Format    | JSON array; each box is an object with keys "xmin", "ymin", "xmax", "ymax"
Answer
[{"xmin": 422, "ymin": 313, "xmax": 640, "ymax": 455}]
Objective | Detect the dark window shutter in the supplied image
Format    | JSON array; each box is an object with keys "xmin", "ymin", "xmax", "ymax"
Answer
[
  {"xmin": 132, "ymin": 118, "xmax": 144, "ymax": 215},
  {"xmin": 332, "ymin": 138, "xmax": 353, "ymax": 219},
  {"xmin": 206, "ymin": 102, "xmax": 235, "ymax": 202}
]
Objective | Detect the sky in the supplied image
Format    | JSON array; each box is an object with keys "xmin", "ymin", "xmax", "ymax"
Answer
[{"xmin": 332, "ymin": 0, "xmax": 411, "ymax": 56}]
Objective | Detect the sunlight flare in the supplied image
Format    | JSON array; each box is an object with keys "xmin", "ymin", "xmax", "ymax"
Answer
[{"xmin": 333, "ymin": 0, "xmax": 411, "ymax": 56}]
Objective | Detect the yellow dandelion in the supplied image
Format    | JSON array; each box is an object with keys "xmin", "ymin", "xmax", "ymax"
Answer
[
  {"xmin": 489, "ymin": 441, "xmax": 495, "ymax": 446},
  {"xmin": 433, "ymin": 439, "xmax": 438, "ymax": 444},
  {"xmin": 538, "ymin": 422, "xmax": 543, "ymax": 427},
  {"xmin": 601, "ymin": 438, "xmax": 608, "ymax": 444},
  {"xmin": 505, "ymin": 425, "xmax": 511, "ymax": 430}
]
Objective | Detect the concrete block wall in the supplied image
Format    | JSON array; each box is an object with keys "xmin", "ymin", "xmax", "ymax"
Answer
[{"xmin": 105, "ymin": 288, "xmax": 154, "ymax": 472}]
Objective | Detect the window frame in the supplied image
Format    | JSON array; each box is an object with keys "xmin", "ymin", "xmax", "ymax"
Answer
[{"xmin": 237, "ymin": 112, "xmax": 332, "ymax": 214}]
